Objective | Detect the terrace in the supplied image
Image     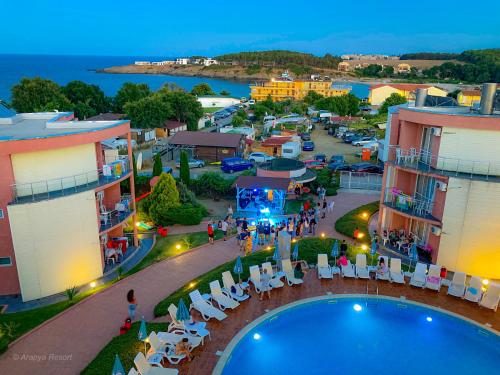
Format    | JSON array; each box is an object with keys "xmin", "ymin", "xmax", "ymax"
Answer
[{"xmin": 382, "ymin": 187, "xmax": 440, "ymax": 223}]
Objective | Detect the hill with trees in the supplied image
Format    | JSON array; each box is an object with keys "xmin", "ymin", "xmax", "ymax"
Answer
[{"xmin": 400, "ymin": 52, "xmax": 459, "ymax": 60}]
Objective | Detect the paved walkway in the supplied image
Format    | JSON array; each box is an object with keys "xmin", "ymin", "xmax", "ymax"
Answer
[{"xmin": 0, "ymin": 191, "xmax": 379, "ymax": 375}]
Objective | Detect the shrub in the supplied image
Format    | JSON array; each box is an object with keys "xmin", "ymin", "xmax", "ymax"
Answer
[
  {"xmin": 179, "ymin": 151, "xmax": 190, "ymax": 185},
  {"xmin": 190, "ymin": 172, "xmax": 234, "ymax": 199},
  {"xmin": 334, "ymin": 201, "xmax": 379, "ymax": 241},
  {"xmin": 159, "ymin": 204, "xmax": 205, "ymax": 226},
  {"xmin": 176, "ymin": 180, "xmax": 197, "ymax": 205},
  {"xmin": 152, "ymin": 153, "xmax": 163, "ymax": 177},
  {"xmin": 148, "ymin": 173, "xmax": 180, "ymax": 224}
]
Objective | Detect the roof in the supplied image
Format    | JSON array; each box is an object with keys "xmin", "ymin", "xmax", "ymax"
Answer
[
  {"xmin": 460, "ymin": 90, "xmax": 481, "ymax": 96},
  {"xmin": 261, "ymin": 137, "xmax": 292, "ymax": 147},
  {"xmin": 86, "ymin": 113, "xmax": 125, "ymax": 121},
  {"xmin": 169, "ymin": 131, "xmax": 243, "ymax": 148},
  {"xmin": 164, "ymin": 120, "xmax": 187, "ymax": 130},
  {"xmin": 369, "ymin": 83, "xmax": 434, "ymax": 91},
  {"xmin": 234, "ymin": 176, "xmax": 290, "ymax": 191},
  {"xmin": 0, "ymin": 103, "xmax": 17, "ymax": 118}
]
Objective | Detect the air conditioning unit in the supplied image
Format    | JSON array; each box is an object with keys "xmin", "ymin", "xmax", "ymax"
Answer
[
  {"xmin": 431, "ymin": 127, "xmax": 442, "ymax": 136},
  {"xmin": 436, "ymin": 181, "xmax": 447, "ymax": 192},
  {"xmin": 431, "ymin": 226, "xmax": 442, "ymax": 236}
]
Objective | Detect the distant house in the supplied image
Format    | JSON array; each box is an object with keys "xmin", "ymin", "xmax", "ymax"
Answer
[
  {"xmin": 134, "ymin": 61, "xmax": 151, "ymax": 66},
  {"xmin": 151, "ymin": 60, "xmax": 174, "ymax": 66},
  {"xmin": 457, "ymin": 89, "xmax": 482, "ymax": 107},
  {"xmin": 168, "ymin": 131, "xmax": 245, "ymax": 162},
  {"xmin": 197, "ymin": 96, "xmax": 241, "ymax": 108},
  {"xmin": 337, "ymin": 61, "xmax": 351, "ymax": 72},
  {"xmin": 175, "ymin": 58, "xmax": 190, "ymax": 65},
  {"xmin": 156, "ymin": 120, "xmax": 188, "ymax": 138},
  {"xmin": 396, "ymin": 63, "xmax": 412, "ymax": 73},
  {"xmin": 368, "ymin": 84, "xmax": 447, "ymax": 106},
  {"xmin": 130, "ymin": 128, "xmax": 156, "ymax": 143},
  {"xmin": 86, "ymin": 113, "xmax": 126, "ymax": 121},
  {"xmin": 203, "ymin": 58, "xmax": 219, "ymax": 66}
]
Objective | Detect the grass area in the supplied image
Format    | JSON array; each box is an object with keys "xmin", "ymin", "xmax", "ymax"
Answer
[
  {"xmin": 284, "ymin": 194, "xmax": 312, "ymax": 214},
  {"xmin": 334, "ymin": 201, "xmax": 379, "ymax": 242},
  {"xmin": 83, "ymin": 236, "xmax": 368, "ymax": 374},
  {"xmin": 203, "ymin": 107, "xmax": 223, "ymax": 113},
  {"xmin": 0, "ymin": 230, "xmax": 221, "ymax": 355}
]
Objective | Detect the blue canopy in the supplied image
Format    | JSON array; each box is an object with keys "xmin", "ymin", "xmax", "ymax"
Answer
[
  {"xmin": 292, "ymin": 242, "xmax": 299, "ymax": 260},
  {"xmin": 331, "ymin": 240, "xmax": 339, "ymax": 257},
  {"xmin": 272, "ymin": 246, "xmax": 281, "ymax": 262},
  {"xmin": 233, "ymin": 256, "xmax": 243, "ymax": 275},
  {"xmin": 138, "ymin": 316, "xmax": 147, "ymax": 341},
  {"xmin": 410, "ymin": 243, "xmax": 419, "ymax": 261},
  {"xmin": 176, "ymin": 298, "xmax": 190, "ymax": 322},
  {"xmin": 370, "ymin": 239, "xmax": 377, "ymax": 256},
  {"xmin": 112, "ymin": 354, "xmax": 125, "ymax": 375}
]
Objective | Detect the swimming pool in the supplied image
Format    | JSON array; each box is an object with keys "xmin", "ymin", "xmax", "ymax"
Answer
[{"xmin": 214, "ymin": 295, "xmax": 500, "ymax": 375}]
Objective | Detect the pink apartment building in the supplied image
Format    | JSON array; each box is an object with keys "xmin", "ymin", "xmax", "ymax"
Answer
[
  {"xmin": 0, "ymin": 106, "xmax": 137, "ymax": 301},
  {"xmin": 378, "ymin": 84, "xmax": 500, "ymax": 280}
]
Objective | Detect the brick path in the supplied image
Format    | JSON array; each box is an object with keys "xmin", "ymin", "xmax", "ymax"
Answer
[{"xmin": 0, "ymin": 191, "xmax": 378, "ymax": 375}]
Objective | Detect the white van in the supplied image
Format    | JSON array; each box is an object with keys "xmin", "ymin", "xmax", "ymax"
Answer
[{"xmin": 281, "ymin": 141, "xmax": 301, "ymax": 159}]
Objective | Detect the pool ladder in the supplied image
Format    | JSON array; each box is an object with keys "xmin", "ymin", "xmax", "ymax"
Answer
[{"xmin": 366, "ymin": 280, "xmax": 379, "ymax": 307}]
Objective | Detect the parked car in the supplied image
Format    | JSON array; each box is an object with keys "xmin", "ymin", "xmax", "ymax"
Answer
[
  {"xmin": 221, "ymin": 157, "xmax": 253, "ymax": 173},
  {"xmin": 314, "ymin": 153, "xmax": 327, "ymax": 163},
  {"xmin": 300, "ymin": 133, "xmax": 311, "ymax": 141},
  {"xmin": 327, "ymin": 128, "xmax": 335, "ymax": 136},
  {"xmin": 352, "ymin": 136, "xmax": 377, "ymax": 146},
  {"xmin": 175, "ymin": 158, "xmax": 205, "ymax": 168},
  {"xmin": 247, "ymin": 152, "xmax": 274, "ymax": 163},
  {"xmin": 341, "ymin": 131, "xmax": 355, "ymax": 140},
  {"xmin": 247, "ymin": 99, "xmax": 256, "ymax": 105},
  {"xmin": 329, "ymin": 154, "xmax": 345, "ymax": 163},
  {"xmin": 305, "ymin": 159, "xmax": 327, "ymax": 169},
  {"xmin": 349, "ymin": 162, "xmax": 383, "ymax": 174},
  {"xmin": 343, "ymin": 134, "xmax": 360, "ymax": 143},
  {"xmin": 327, "ymin": 162, "xmax": 350, "ymax": 171},
  {"xmin": 302, "ymin": 141, "xmax": 315, "ymax": 151}
]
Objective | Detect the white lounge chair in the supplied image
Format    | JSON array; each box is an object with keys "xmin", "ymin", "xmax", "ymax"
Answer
[
  {"xmin": 464, "ymin": 276, "xmax": 483, "ymax": 303},
  {"xmin": 167, "ymin": 303, "xmax": 210, "ymax": 343},
  {"xmin": 147, "ymin": 332, "xmax": 185, "ymax": 365},
  {"xmin": 410, "ymin": 262, "xmax": 427, "ymax": 288},
  {"xmin": 341, "ymin": 260, "xmax": 356, "ymax": 278},
  {"xmin": 447, "ymin": 272, "xmax": 466, "ymax": 297},
  {"xmin": 317, "ymin": 254, "xmax": 334, "ymax": 279},
  {"xmin": 282, "ymin": 259, "xmax": 304, "ymax": 286},
  {"xmin": 249, "ymin": 265, "xmax": 265, "ymax": 293},
  {"xmin": 425, "ymin": 264, "xmax": 442, "ymax": 291},
  {"xmin": 156, "ymin": 329, "xmax": 202, "ymax": 349},
  {"xmin": 134, "ymin": 352, "xmax": 179, "ymax": 375},
  {"xmin": 389, "ymin": 258, "xmax": 405, "ymax": 284},
  {"xmin": 262, "ymin": 262, "xmax": 285, "ymax": 288},
  {"xmin": 479, "ymin": 283, "xmax": 500, "ymax": 311},
  {"xmin": 188, "ymin": 290, "xmax": 227, "ymax": 321},
  {"xmin": 355, "ymin": 253, "xmax": 370, "ymax": 279},
  {"xmin": 375, "ymin": 256, "xmax": 390, "ymax": 281},
  {"xmin": 128, "ymin": 368, "xmax": 139, "ymax": 375},
  {"xmin": 221, "ymin": 271, "xmax": 250, "ymax": 302},
  {"xmin": 209, "ymin": 280, "xmax": 240, "ymax": 310}
]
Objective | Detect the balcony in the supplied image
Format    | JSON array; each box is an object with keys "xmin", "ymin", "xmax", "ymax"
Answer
[
  {"xmin": 382, "ymin": 187, "xmax": 440, "ymax": 223},
  {"xmin": 99, "ymin": 197, "xmax": 135, "ymax": 233},
  {"xmin": 387, "ymin": 146, "xmax": 500, "ymax": 182},
  {"xmin": 10, "ymin": 156, "xmax": 130, "ymax": 204}
]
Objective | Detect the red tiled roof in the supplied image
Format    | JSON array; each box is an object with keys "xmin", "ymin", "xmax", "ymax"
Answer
[
  {"xmin": 86, "ymin": 113, "xmax": 125, "ymax": 121},
  {"xmin": 460, "ymin": 90, "xmax": 481, "ymax": 96},
  {"xmin": 169, "ymin": 131, "xmax": 243, "ymax": 148},
  {"xmin": 369, "ymin": 83, "xmax": 433, "ymax": 91},
  {"xmin": 164, "ymin": 120, "xmax": 186, "ymax": 130},
  {"xmin": 261, "ymin": 137, "xmax": 292, "ymax": 147}
]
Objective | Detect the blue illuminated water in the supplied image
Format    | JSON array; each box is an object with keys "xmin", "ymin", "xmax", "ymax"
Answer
[{"xmin": 220, "ymin": 298, "xmax": 500, "ymax": 375}]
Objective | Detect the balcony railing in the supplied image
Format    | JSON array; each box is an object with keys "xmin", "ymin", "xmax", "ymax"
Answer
[
  {"xmin": 387, "ymin": 146, "xmax": 500, "ymax": 181},
  {"xmin": 99, "ymin": 195, "xmax": 134, "ymax": 233},
  {"xmin": 383, "ymin": 187, "xmax": 439, "ymax": 222},
  {"xmin": 11, "ymin": 156, "xmax": 130, "ymax": 204}
]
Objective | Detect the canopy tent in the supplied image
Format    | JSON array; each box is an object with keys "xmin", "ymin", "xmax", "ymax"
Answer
[{"xmin": 234, "ymin": 176, "xmax": 289, "ymax": 214}]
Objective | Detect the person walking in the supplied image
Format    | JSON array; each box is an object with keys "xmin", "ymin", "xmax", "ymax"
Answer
[
  {"xmin": 321, "ymin": 199, "xmax": 327, "ymax": 219},
  {"xmin": 340, "ymin": 239, "xmax": 348, "ymax": 255},
  {"xmin": 221, "ymin": 219, "xmax": 229, "ymax": 241},
  {"xmin": 127, "ymin": 289, "xmax": 137, "ymax": 321},
  {"xmin": 245, "ymin": 231, "xmax": 253, "ymax": 255},
  {"xmin": 259, "ymin": 269, "xmax": 272, "ymax": 301},
  {"xmin": 227, "ymin": 203, "xmax": 233, "ymax": 218},
  {"xmin": 207, "ymin": 222, "xmax": 215, "ymax": 244},
  {"xmin": 328, "ymin": 199, "xmax": 335, "ymax": 213},
  {"xmin": 236, "ymin": 223, "xmax": 242, "ymax": 248},
  {"xmin": 353, "ymin": 227, "xmax": 360, "ymax": 243}
]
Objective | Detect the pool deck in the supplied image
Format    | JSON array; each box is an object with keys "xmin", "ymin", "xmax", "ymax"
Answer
[{"xmin": 168, "ymin": 271, "xmax": 499, "ymax": 375}]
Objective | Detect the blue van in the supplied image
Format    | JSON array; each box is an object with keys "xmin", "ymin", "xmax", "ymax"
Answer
[{"xmin": 221, "ymin": 157, "xmax": 253, "ymax": 173}]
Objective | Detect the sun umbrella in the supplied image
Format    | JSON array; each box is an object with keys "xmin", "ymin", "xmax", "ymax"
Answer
[
  {"xmin": 292, "ymin": 242, "xmax": 299, "ymax": 260},
  {"xmin": 112, "ymin": 354, "xmax": 125, "ymax": 375},
  {"xmin": 272, "ymin": 245, "xmax": 281, "ymax": 262},
  {"xmin": 330, "ymin": 240, "xmax": 339, "ymax": 264},
  {"xmin": 138, "ymin": 316, "xmax": 148, "ymax": 354},
  {"xmin": 176, "ymin": 298, "xmax": 190, "ymax": 323},
  {"xmin": 370, "ymin": 239, "xmax": 378, "ymax": 266},
  {"xmin": 409, "ymin": 242, "xmax": 419, "ymax": 271},
  {"xmin": 233, "ymin": 256, "xmax": 243, "ymax": 283}
]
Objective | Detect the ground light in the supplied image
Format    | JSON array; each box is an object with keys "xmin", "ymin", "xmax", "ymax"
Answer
[
  {"xmin": 175, "ymin": 244, "xmax": 181, "ymax": 250},
  {"xmin": 358, "ymin": 232, "xmax": 365, "ymax": 239},
  {"xmin": 482, "ymin": 279, "xmax": 489, "ymax": 286},
  {"xmin": 321, "ymin": 233, "xmax": 325, "ymax": 238},
  {"xmin": 426, "ymin": 317, "xmax": 433, "ymax": 322},
  {"xmin": 90, "ymin": 281, "xmax": 96, "ymax": 288},
  {"xmin": 353, "ymin": 304, "xmax": 362, "ymax": 312},
  {"xmin": 266, "ymin": 246, "xmax": 271, "ymax": 250},
  {"xmin": 362, "ymin": 212, "xmax": 368, "ymax": 219},
  {"xmin": 253, "ymin": 333, "xmax": 261, "ymax": 340},
  {"xmin": 361, "ymin": 244, "xmax": 368, "ymax": 251},
  {"xmin": 189, "ymin": 282, "xmax": 196, "ymax": 288}
]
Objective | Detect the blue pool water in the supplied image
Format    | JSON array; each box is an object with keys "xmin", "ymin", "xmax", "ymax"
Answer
[{"xmin": 219, "ymin": 297, "xmax": 500, "ymax": 375}]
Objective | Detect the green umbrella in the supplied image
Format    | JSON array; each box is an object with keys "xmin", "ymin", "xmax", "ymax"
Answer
[
  {"xmin": 176, "ymin": 298, "xmax": 190, "ymax": 323},
  {"xmin": 138, "ymin": 316, "xmax": 148, "ymax": 354},
  {"xmin": 112, "ymin": 354, "xmax": 125, "ymax": 375}
]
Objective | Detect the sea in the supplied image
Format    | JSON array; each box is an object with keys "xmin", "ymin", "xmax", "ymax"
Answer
[{"xmin": 0, "ymin": 54, "xmax": 369, "ymax": 102}]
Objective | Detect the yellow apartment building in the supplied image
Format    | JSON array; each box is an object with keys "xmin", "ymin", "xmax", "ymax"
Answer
[
  {"xmin": 250, "ymin": 78, "xmax": 351, "ymax": 102},
  {"xmin": 457, "ymin": 90, "xmax": 481, "ymax": 107},
  {"xmin": 369, "ymin": 84, "xmax": 447, "ymax": 106}
]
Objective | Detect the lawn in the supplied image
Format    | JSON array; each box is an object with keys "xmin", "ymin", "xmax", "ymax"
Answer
[
  {"xmin": 83, "ymin": 236, "xmax": 368, "ymax": 374},
  {"xmin": 334, "ymin": 201, "xmax": 379, "ymax": 242},
  {"xmin": 0, "ymin": 231, "xmax": 220, "ymax": 355},
  {"xmin": 284, "ymin": 194, "xmax": 313, "ymax": 214}
]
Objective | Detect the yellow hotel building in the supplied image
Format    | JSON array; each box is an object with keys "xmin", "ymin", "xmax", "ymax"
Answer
[{"xmin": 250, "ymin": 78, "xmax": 351, "ymax": 102}]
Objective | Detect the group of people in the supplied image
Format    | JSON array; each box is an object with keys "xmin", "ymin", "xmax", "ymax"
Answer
[{"xmin": 384, "ymin": 229, "xmax": 415, "ymax": 254}]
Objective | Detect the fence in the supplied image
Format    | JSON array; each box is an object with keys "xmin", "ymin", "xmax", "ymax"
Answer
[{"xmin": 339, "ymin": 171, "xmax": 383, "ymax": 191}]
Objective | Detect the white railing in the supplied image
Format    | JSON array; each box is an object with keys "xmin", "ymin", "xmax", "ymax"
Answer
[
  {"xmin": 384, "ymin": 187, "xmax": 434, "ymax": 218},
  {"xmin": 387, "ymin": 146, "xmax": 500, "ymax": 179},
  {"xmin": 339, "ymin": 171, "xmax": 382, "ymax": 190}
]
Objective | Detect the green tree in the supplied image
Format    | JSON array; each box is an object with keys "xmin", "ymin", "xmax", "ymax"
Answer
[
  {"xmin": 159, "ymin": 90, "xmax": 203, "ymax": 131},
  {"xmin": 220, "ymin": 90, "xmax": 231, "ymax": 96},
  {"xmin": 191, "ymin": 172, "xmax": 233, "ymax": 199},
  {"xmin": 179, "ymin": 151, "xmax": 190, "ymax": 185},
  {"xmin": 124, "ymin": 95, "xmax": 172, "ymax": 129},
  {"xmin": 379, "ymin": 93, "xmax": 407, "ymax": 113},
  {"xmin": 191, "ymin": 83, "xmax": 215, "ymax": 96},
  {"xmin": 62, "ymin": 80, "xmax": 109, "ymax": 119},
  {"xmin": 148, "ymin": 173, "xmax": 181, "ymax": 225},
  {"xmin": 114, "ymin": 82, "xmax": 151, "ymax": 112},
  {"xmin": 11, "ymin": 77, "xmax": 72, "ymax": 113},
  {"xmin": 152, "ymin": 153, "xmax": 163, "ymax": 177},
  {"xmin": 231, "ymin": 115, "xmax": 244, "ymax": 126},
  {"xmin": 303, "ymin": 91, "xmax": 323, "ymax": 105},
  {"xmin": 132, "ymin": 152, "xmax": 138, "ymax": 181}
]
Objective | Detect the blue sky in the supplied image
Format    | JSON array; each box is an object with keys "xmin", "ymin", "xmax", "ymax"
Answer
[{"xmin": 1, "ymin": 0, "xmax": 499, "ymax": 56}]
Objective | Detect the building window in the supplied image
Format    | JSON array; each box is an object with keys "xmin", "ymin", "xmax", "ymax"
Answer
[
  {"xmin": 0, "ymin": 209, "xmax": 3, "ymax": 219},
  {"xmin": 0, "ymin": 257, "xmax": 12, "ymax": 266}
]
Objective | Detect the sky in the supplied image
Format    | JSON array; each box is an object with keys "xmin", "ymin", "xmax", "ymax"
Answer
[{"xmin": 1, "ymin": 0, "xmax": 499, "ymax": 56}]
